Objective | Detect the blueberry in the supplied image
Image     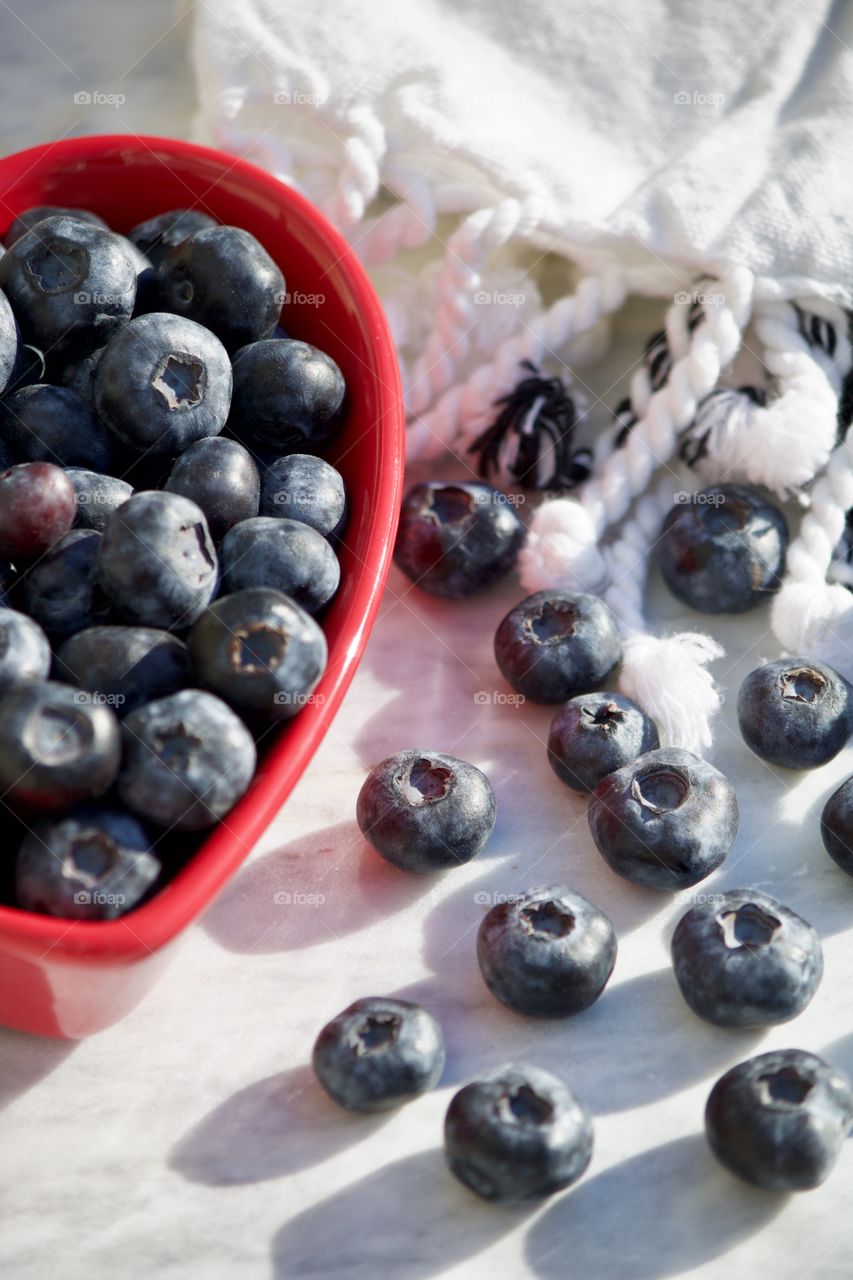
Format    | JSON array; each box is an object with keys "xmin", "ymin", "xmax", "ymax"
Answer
[
  {"xmin": 312, "ymin": 997, "xmax": 445, "ymax": 1113},
  {"xmin": 4, "ymin": 343, "xmax": 44, "ymax": 397},
  {"xmin": 259, "ymin": 452, "xmax": 346, "ymax": 540},
  {"xmin": 821, "ymin": 775, "xmax": 853, "ymax": 875},
  {"xmin": 66, "ymin": 468, "xmax": 133, "ymax": 532},
  {"xmin": 128, "ymin": 209, "xmax": 218, "ymax": 271},
  {"xmin": 444, "ymin": 1064, "xmax": 593, "ymax": 1203},
  {"xmin": 4, "ymin": 205, "xmax": 108, "ymax": 247},
  {"xmin": 356, "ymin": 749, "xmax": 496, "ymax": 874},
  {"xmin": 548, "ymin": 691, "xmax": 659, "ymax": 792},
  {"xmin": 0, "ymin": 461, "xmax": 76, "ymax": 561},
  {"xmin": 229, "ymin": 339, "xmax": 346, "ymax": 451},
  {"xmin": 56, "ymin": 625, "xmax": 189, "ymax": 717},
  {"xmin": 395, "ymin": 482, "xmax": 525, "ymax": 599},
  {"xmin": 58, "ymin": 346, "xmax": 103, "ymax": 408},
  {"xmin": 672, "ymin": 889, "xmax": 822, "ymax": 1027},
  {"xmin": 0, "ymin": 680, "xmax": 121, "ymax": 813},
  {"xmin": 588, "ymin": 747, "xmax": 739, "ymax": 891},
  {"xmin": 220, "ymin": 516, "xmax": 340, "ymax": 614},
  {"xmin": 2, "ymin": 384, "xmax": 114, "ymax": 471},
  {"xmin": 0, "ymin": 215, "xmax": 136, "ymax": 354},
  {"xmin": 118, "ymin": 689, "xmax": 256, "ymax": 830},
  {"xmin": 15, "ymin": 805, "xmax": 160, "ymax": 920},
  {"xmin": 659, "ymin": 485, "xmax": 787, "ymax": 613},
  {"xmin": 164, "ymin": 436, "xmax": 260, "ymax": 541},
  {"xmin": 0, "ymin": 606, "xmax": 50, "ymax": 692},
  {"xmin": 19, "ymin": 528, "xmax": 110, "ymax": 641},
  {"xmin": 97, "ymin": 491, "xmax": 218, "ymax": 630},
  {"xmin": 495, "ymin": 590, "xmax": 622, "ymax": 703},
  {"xmin": 158, "ymin": 226, "xmax": 284, "ymax": 352},
  {"xmin": 477, "ymin": 886, "xmax": 617, "ymax": 1018},
  {"xmin": 94, "ymin": 312, "xmax": 232, "ymax": 454},
  {"xmin": 187, "ymin": 587, "xmax": 327, "ymax": 722},
  {"xmin": 705, "ymin": 1050, "xmax": 853, "ymax": 1190},
  {"xmin": 0, "ymin": 288, "xmax": 20, "ymax": 395},
  {"xmin": 737, "ymin": 657, "xmax": 852, "ymax": 769}
]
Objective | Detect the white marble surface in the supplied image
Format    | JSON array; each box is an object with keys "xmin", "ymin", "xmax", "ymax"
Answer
[{"xmin": 2, "ymin": 7, "xmax": 853, "ymax": 1278}]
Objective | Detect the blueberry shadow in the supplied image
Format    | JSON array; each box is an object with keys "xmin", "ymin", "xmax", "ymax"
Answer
[
  {"xmin": 0, "ymin": 1027, "xmax": 76, "ymax": 1110},
  {"xmin": 169, "ymin": 1061, "xmax": 391, "ymax": 1185},
  {"xmin": 200, "ymin": 821, "xmax": 437, "ymax": 954},
  {"xmin": 270, "ymin": 1148, "xmax": 532, "ymax": 1280},
  {"xmin": 820, "ymin": 1031, "xmax": 853, "ymax": 1086},
  {"xmin": 525, "ymin": 1134, "xmax": 786, "ymax": 1280}
]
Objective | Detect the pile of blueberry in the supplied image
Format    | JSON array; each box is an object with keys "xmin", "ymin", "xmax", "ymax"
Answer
[
  {"xmin": 308, "ymin": 477, "xmax": 853, "ymax": 1202},
  {"xmin": 0, "ymin": 204, "xmax": 349, "ymax": 920}
]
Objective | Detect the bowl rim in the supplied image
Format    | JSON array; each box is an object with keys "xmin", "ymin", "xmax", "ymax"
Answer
[{"xmin": 0, "ymin": 133, "xmax": 404, "ymax": 959}]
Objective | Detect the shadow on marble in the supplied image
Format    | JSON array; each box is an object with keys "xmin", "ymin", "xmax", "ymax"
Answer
[
  {"xmin": 169, "ymin": 1061, "xmax": 390, "ymax": 1185},
  {"xmin": 199, "ymin": 821, "xmax": 436, "ymax": 954},
  {"xmin": 820, "ymin": 1030, "xmax": 853, "ymax": 1084},
  {"xmin": 0, "ymin": 1027, "xmax": 76, "ymax": 1110},
  {"xmin": 389, "ymin": 965, "xmax": 763, "ymax": 1116},
  {"xmin": 525, "ymin": 1134, "xmax": 786, "ymax": 1279},
  {"xmin": 270, "ymin": 1148, "xmax": 532, "ymax": 1279}
]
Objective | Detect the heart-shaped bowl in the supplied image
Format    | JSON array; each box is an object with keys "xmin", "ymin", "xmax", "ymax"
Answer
[{"xmin": 0, "ymin": 135, "xmax": 404, "ymax": 1037}]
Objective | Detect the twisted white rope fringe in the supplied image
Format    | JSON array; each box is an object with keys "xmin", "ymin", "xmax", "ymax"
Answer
[
  {"xmin": 599, "ymin": 477, "xmax": 724, "ymax": 754},
  {"xmin": 519, "ymin": 267, "xmax": 755, "ymax": 595},
  {"xmin": 406, "ymin": 268, "xmax": 628, "ymax": 461},
  {"xmin": 771, "ymin": 427, "xmax": 853, "ymax": 674}
]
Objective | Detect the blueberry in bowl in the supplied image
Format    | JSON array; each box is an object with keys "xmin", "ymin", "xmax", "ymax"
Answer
[{"xmin": 229, "ymin": 338, "xmax": 347, "ymax": 452}]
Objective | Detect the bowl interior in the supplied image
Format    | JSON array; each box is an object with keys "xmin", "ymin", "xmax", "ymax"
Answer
[{"xmin": 0, "ymin": 135, "xmax": 403, "ymax": 955}]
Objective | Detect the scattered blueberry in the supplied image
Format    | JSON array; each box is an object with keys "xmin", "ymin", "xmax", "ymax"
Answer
[
  {"xmin": 672, "ymin": 888, "xmax": 823, "ymax": 1027},
  {"xmin": 164, "ymin": 436, "xmax": 260, "ymax": 542},
  {"xmin": 444, "ymin": 1064, "xmax": 593, "ymax": 1203},
  {"xmin": 495, "ymin": 590, "xmax": 622, "ymax": 703},
  {"xmin": 705, "ymin": 1049, "xmax": 853, "ymax": 1190},
  {"xmin": 55, "ymin": 624, "xmax": 189, "ymax": 717},
  {"xmin": 737, "ymin": 656, "xmax": 853, "ymax": 769},
  {"xmin": 187, "ymin": 587, "xmax": 327, "ymax": 722},
  {"xmin": 128, "ymin": 208, "xmax": 218, "ymax": 271},
  {"xmin": 259, "ymin": 452, "xmax": 346, "ymax": 540},
  {"xmin": 0, "ymin": 461, "xmax": 77, "ymax": 561},
  {"xmin": 97, "ymin": 491, "xmax": 218, "ymax": 630},
  {"xmin": 477, "ymin": 886, "xmax": 617, "ymax": 1018},
  {"xmin": 220, "ymin": 516, "xmax": 340, "ymax": 614},
  {"xmin": 2, "ymin": 383, "xmax": 114, "ymax": 470},
  {"xmin": 118, "ymin": 688, "xmax": 256, "ymax": 830},
  {"xmin": 821, "ymin": 775, "xmax": 853, "ymax": 875},
  {"xmin": 588, "ymin": 747, "xmax": 739, "ymax": 891},
  {"xmin": 66, "ymin": 468, "xmax": 133, "ymax": 532},
  {"xmin": 229, "ymin": 338, "xmax": 346, "ymax": 451},
  {"xmin": 4, "ymin": 205, "xmax": 108, "ymax": 247},
  {"xmin": 312, "ymin": 997, "xmax": 445, "ymax": 1113},
  {"xmin": 659, "ymin": 485, "xmax": 787, "ymax": 613},
  {"xmin": 15, "ymin": 805, "xmax": 160, "ymax": 920},
  {"xmin": 395, "ymin": 481, "xmax": 525, "ymax": 599},
  {"xmin": 158, "ymin": 225, "xmax": 284, "ymax": 352},
  {"xmin": 19, "ymin": 528, "xmax": 111, "ymax": 641},
  {"xmin": 548, "ymin": 691, "xmax": 659, "ymax": 792},
  {"xmin": 0, "ymin": 606, "xmax": 50, "ymax": 692},
  {"xmin": 0, "ymin": 215, "xmax": 136, "ymax": 354},
  {"xmin": 0, "ymin": 680, "xmax": 121, "ymax": 813},
  {"xmin": 94, "ymin": 312, "xmax": 232, "ymax": 454},
  {"xmin": 356, "ymin": 749, "xmax": 496, "ymax": 873}
]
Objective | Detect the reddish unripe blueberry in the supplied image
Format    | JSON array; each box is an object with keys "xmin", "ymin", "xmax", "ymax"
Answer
[{"xmin": 0, "ymin": 462, "xmax": 77, "ymax": 561}]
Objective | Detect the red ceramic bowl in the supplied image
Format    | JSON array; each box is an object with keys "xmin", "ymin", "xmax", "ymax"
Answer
[{"xmin": 0, "ymin": 135, "xmax": 404, "ymax": 1038}]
